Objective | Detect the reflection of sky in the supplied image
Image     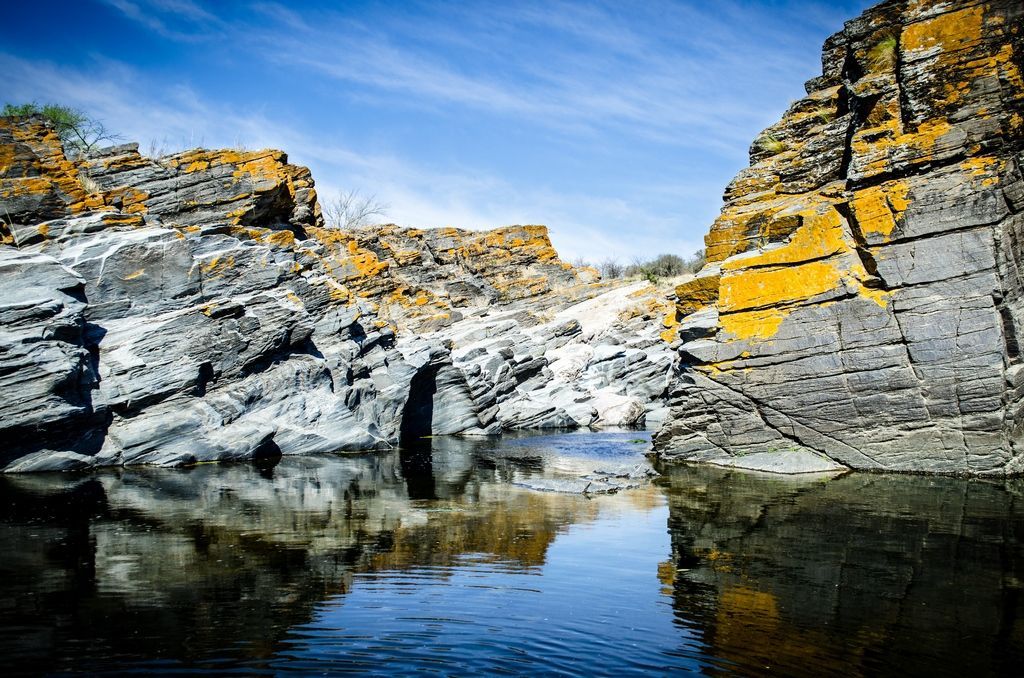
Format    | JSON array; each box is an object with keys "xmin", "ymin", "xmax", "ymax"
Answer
[
  {"xmin": 3, "ymin": 0, "xmax": 872, "ymax": 262},
  {"xmin": 503, "ymin": 429, "xmax": 653, "ymax": 458},
  {"xmin": 278, "ymin": 496, "xmax": 708, "ymax": 674}
]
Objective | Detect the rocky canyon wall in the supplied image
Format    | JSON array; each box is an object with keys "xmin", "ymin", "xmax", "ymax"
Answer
[
  {"xmin": 0, "ymin": 118, "xmax": 676, "ymax": 472},
  {"xmin": 655, "ymin": 0, "xmax": 1024, "ymax": 474}
]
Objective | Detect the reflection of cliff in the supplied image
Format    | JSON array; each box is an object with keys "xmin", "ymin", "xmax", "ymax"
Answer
[
  {"xmin": 0, "ymin": 446, "xmax": 602, "ymax": 674},
  {"xmin": 661, "ymin": 465, "xmax": 1024, "ymax": 675}
]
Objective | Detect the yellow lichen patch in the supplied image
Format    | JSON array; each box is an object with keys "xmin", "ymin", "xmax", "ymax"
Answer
[
  {"xmin": 325, "ymin": 280, "xmax": 352, "ymax": 303},
  {"xmin": 901, "ymin": 5, "xmax": 983, "ymax": 54},
  {"xmin": 200, "ymin": 255, "xmax": 234, "ymax": 277},
  {"xmin": 660, "ymin": 318, "xmax": 680, "ymax": 345},
  {"xmin": 386, "ymin": 286, "xmax": 413, "ymax": 307},
  {"xmin": 722, "ymin": 206, "xmax": 848, "ymax": 271},
  {"xmin": 849, "ymin": 180, "xmax": 910, "ymax": 241},
  {"xmin": 37, "ymin": 223, "xmax": 49, "ymax": 239},
  {"xmin": 1002, "ymin": 46, "xmax": 1024, "ymax": 92},
  {"xmin": 6, "ymin": 176, "xmax": 52, "ymax": 197},
  {"xmin": 232, "ymin": 153, "xmax": 285, "ymax": 184},
  {"xmin": 705, "ymin": 213, "xmax": 764, "ymax": 264},
  {"xmin": 345, "ymin": 239, "xmax": 390, "ymax": 277},
  {"xmin": 267, "ymin": 229, "xmax": 296, "ymax": 247},
  {"xmin": 101, "ymin": 213, "xmax": 146, "ymax": 230},
  {"xmin": 123, "ymin": 188, "xmax": 149, "ymax": 215},
  {"xmin": 284, "ymin": 291, "xmax": 303, "ymax": 307},
  {"xmin": 960, "ymin": 156, "xmax": 1002, "ymax": 186},
  {"xmin": 392, "ymin": 248, "xmax": 422, "ymax": 266},
  {"xmin": 493, "ymin": 276, "xmax": 551, "ymax": 300},
  {"xmin": 719, "ymin": 307, "xmax": 787, "ymax": 341},
  {"xmin": 675, "ymin": 273, "xmax": 721, "ymax": 317},
  {"xmin": 851, "ymin": 118, "xmax": 953, "ymax": 179},
  {"xmin": 0, "ymin": 144, "xmax": 15, "ymax": 175},
  {"xmin": 226, "ymin": 205, "xmax": 251, "ymax": 223},
  {"xmin": 100, "ymin": 153, "xmax": 148, "ymax": 172},
  {"xmin": 121, "ymin": 268, "xmax": 146, "ymax": 281},
  {"xmin": 719, "ymin": 260, "xmax": 844, "ymax": 313},
  {"xmin": 185, "ymin": 160, "xmax": 210, "ymax": 173},
  {"xmin": 859, "ymin": 285, "xmax": 890, "ymax": 309}
]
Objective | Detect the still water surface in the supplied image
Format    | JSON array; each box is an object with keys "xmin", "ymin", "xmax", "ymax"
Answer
[{"xmin": 2, "ymin": 431, "xmax": 1023, "ymax": 675}]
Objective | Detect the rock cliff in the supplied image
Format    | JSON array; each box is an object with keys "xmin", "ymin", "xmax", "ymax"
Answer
[
  {"xmin": 655, "ymin": 0, "xmax": 1024, "ymax": 474},
  {"xmin": 0, "ymin": 116, "xmax": 676, "ymax": 471}
]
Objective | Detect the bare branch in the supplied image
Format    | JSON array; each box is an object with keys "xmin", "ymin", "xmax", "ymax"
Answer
[{"xmin": 321, "ymin": 189, "xmax": 389, "ymax": 229}]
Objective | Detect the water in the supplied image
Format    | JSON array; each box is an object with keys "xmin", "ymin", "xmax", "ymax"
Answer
[{"xmin": 1, "ymin": 431, "xmax": 1023, "ymax": 676}]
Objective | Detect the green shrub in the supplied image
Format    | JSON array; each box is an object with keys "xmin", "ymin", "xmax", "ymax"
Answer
[
  {"xmin": 814, "ymin": 109, "xmax": 835, "ymax": 124},
  {"xmin": 756, "ymin": 133, "xmax": 787, "ymax": 155},
  {"xmin": 868, "ymin": 34, "xmax": 898, "ymax": 70},
  {"xmin": 2, "ymin": 102, "xmax": 117, "ymax": 155}
]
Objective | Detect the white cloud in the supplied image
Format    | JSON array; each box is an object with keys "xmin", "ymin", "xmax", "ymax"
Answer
[
  {"xmin": 1, "ymin": 51, "xmax": 705, "ymax": 262},
  {"xmin": 5, "ymin": 0, "xmax": 871, "ymax": 263}
]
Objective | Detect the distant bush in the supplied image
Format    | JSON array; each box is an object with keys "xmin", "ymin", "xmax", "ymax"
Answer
[
  {"xmin": 2, "ymin": 102, "xmax": 118, "ymax": 156},
  {"xmin": 598, "ymin": 257, "xmax": 624, "ymax": 279},
  {"xmin": 576, "ymin": 249, "xmax": 705, "ymax": 281}
]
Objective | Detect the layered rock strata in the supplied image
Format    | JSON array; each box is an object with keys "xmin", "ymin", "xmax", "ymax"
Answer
[
  {"xmin": 655, "ymin": 0, "xmax": 1024, "ymax": 474},
  {"xmin": 0, "ymin": 116, "xmax": 676, "ymax": 471}
]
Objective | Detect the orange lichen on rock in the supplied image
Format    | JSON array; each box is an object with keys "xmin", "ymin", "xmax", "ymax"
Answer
[
  {"xmin": 200, "ymin": 255, "xmax": 234, "ymax": 278},
  {"xmin": 345, "ymin": 239, "xmax": 389, "ymax": 277},
  {"xmin": 660, "ymin": 305, "xmax": 681, "ymax": 344},
  {"xmin": 719, "ymin": 260, "xmax": 845, "ymax": 314},
  {"xmin": 850, "ymin": 118, "xmax": 955, "ymax": 180},
  {"xmin": 721, "ymin": 205, "xmax": 848, "ymax": 271},
  {"xmin": 494, "ymin": 275, "xmax": 551, "ymax": 301},
  {"xmin": 901, "ymin": 5, "xmax": 984, "ymax": 54},
  {"xmin": 0, "ymin": 143, "xmax": 15, "ymax": 176},
  {"xmin": 1, "ymin": 117, "xmax": 90, "ymax": 217},
  {"xmin": 849, "ymin": 181, "xmax": 910, "ymax": 241},
  {"xmin": 719, "ymin": 307, "xmax": 788, "ymax": 342},
  {"xmin": 267, "ymin": 229, "xmax": 296, "ymax": 247},
  {"xmin": 960, "ymin": 156, "xmax": 1002, "ymax": 186},
  {"xmin": 675, "ymin": 273, "xmax": 721, "ymax": 317}
]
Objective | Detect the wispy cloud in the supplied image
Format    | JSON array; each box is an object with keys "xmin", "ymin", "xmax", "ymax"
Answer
[
  {"xmin": 0, "ymin": 50, "xmax": 698, "ymax": 261},
  {"xmin": 95, "ymin": 0, "xmax": 223, "ymax": 40},
  {"xmin": 4, "ymin": 0, "xmax": 873, "ymax": 262}
]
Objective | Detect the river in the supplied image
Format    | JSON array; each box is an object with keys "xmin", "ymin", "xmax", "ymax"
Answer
[{"xmin": 1, "ymin": 431, "xmax": 1022, "ymax": 675}]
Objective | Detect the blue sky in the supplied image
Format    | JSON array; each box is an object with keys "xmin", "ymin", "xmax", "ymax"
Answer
[{"xmin": 2, "ymin": 0, "xmax": 873, "ymax": 262}]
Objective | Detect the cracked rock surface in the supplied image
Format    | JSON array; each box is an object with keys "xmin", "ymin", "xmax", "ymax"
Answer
[
  {"xmin": 0, "ymin": 117, "xmax": 677, "ymax": 472},
  {"xmin": 655, "ymin": 0, "xmax": 1024, "ymax": 474}
]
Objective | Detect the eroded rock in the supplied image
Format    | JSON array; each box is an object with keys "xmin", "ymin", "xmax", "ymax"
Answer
[
  {"xmin": 656, "ymin": 0, "xmax": 1024, "ymax": 474},
  {"xmin": 0, "ymin": 114, "xmax": 675, "ymax": 472}
]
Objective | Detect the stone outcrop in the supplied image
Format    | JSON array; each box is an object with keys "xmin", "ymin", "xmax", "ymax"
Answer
[
  {"xmin": 655, "ymin": 0, "xmax": 1024, "ymax": 475},
  {"xmin": 0, "ymin": 114, "xmax": 676, "ymax": 472}
]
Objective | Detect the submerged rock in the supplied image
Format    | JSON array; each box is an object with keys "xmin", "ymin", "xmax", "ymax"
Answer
[{"xmin": 656, "ymin": 0, "xmax": 1024, "ymax": 475}]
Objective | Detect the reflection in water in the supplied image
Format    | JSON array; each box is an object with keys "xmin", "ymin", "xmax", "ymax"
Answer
[
  {"xmin": 660, "ymin": 465, "xmax": 1024, "ymax": 676},
  {"xmin": 0, "ymin": 432, "xmax": 673, "ymax": 675},
  {"xmin": 3, "ymin": 434, "xmax": 1024, "ymax": 675}
]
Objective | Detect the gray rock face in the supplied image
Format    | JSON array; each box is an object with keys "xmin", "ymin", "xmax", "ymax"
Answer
[
  {"xmin": 0, "ymin": 249, "xmax": 98, "ymax": 466},
  {"xmin": 0, "ymin": 115, "xmax": 675, "ymax": 472},
  {"xmin": 656, "ymin": 0, "xmax": 1024, "ymax": 474}
]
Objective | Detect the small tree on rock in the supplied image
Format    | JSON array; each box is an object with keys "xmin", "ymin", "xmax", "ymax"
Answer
[
  {"xmin": 321, "ymin": 189, "xmax": 389, "ymax": 229},
  {"xmin": 2, "ymin": 102, "xmax": 118, "ymax": 156}
]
